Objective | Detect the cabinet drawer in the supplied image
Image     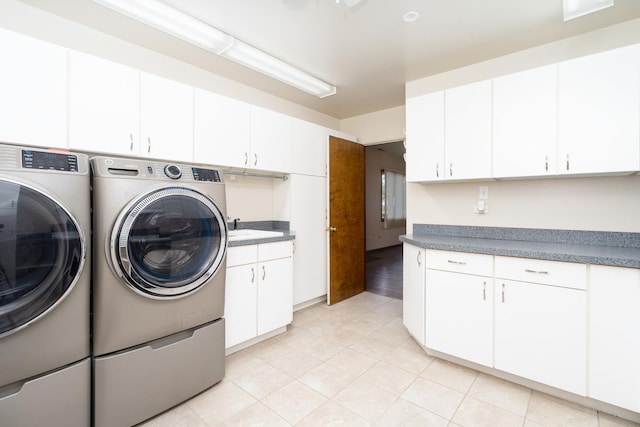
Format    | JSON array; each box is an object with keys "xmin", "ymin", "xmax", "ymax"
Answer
[
  {"xmin": 495, "ymin": 256, "xmax": 586, "ymax": 290},
  {"xmin": 258, "ymin": 241, "xmax": 293, "ymax": 262},
  {"xmin": 426, "ymin": 250, "xmax": 493, "ymax": 276},
  {"xmin": 226, "ymin": 245, "xmax": 257, "ymax": 267}
]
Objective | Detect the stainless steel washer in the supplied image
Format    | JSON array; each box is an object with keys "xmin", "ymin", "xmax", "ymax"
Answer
[
  {"xmin": 0, "ymin": 144, "xmax": 90, "ymax": 426},
  {"xmin": 91, "ymin": 156, "xmax": 228, "ymax": 427}
]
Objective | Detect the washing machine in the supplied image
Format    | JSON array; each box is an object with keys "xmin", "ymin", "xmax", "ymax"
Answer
[
  {"xmin": 91, "ymin": 156, "xmax": 228, "ymax": 427},
  {"xmin": 0, "ymin": 144, "xmax": 90, "ymax": 426}
]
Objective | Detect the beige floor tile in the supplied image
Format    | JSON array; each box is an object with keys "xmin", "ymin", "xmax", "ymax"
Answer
[
  {"xmin": 333, "ymin": 378, "xmax": 398, "ymax": 423},
  {"xmin": 360, "ymin": 361, "xmax": 417, "ymax": 396},
  {"xmin": 373, "ymin": 299, "xmax": 403, "ymax": 317},
  {"xmin": 401, "ymin": 377, "xmax": 465, "ymax": 419},
  {"xmin": 186, "ymin": 380, "xmax": 256, "ymax": 425},
  {"xmin": 274, "ymin": 325, "xmax": 318, "ymax": 348},
  {"xmin": 245, "ymin": 336, "xmax": 294, "ymax": 362},
  {"xmin": 382, "ymin": 346, "xmax": 434, "ymax": 376},
  {"xmin": 452, "ymin": 395, "xmax": 525, "ymax": 427},
  {"xmin": 375, "ymin": 398, "xmax": 449, "ymax": 427},
  {"xmin": 467, "ymin": 373, "xmax": 531, "ymax": 417},
  {"xmin": 233, "ymin": 364, "xmax": 292, "ymax": 400},
  {"xmin": 598, "ymin": 412, "xmax": 640, "ymax": 427},
  {"xmin": 138, "ymin": 403, "xmax": 207, "ymax": 427},
  {"xmin": 326, "ymin": 348, "xmax": 378, "ymax": 377},
  {"xmin": 526, "ymin": 392, "xmax": 598, "ymax": 427},
  {"xmin": 342, "ymin": 317, "xmax": 384, "ymax": 335},
  {"xmin": 297, "ymin": 400, "xmax": 371, "ymax": 427},
  {"xmin": 369, "ymin": 318, "xmax": 411, "ymax": 347},
  {"xmin": 267, "ymin": 349, "xmax": 322, "ymax": 379},
  {"xmin": 301, "ymin": 335, "xmax": 346, "ymax": 361},
  {"xmin": 325, "ymin": 327, "xmax": 367, "ymax": 347},
  {"xmin": 218, "ymin": 402, "xmax": 290, "ymax": 427},
  {"xmin": 261, "ymin": 381, "xmax": 327, "ymax": 424},
  {"xmin": 421, "ymin": 359, "xmax": 478, "ymax": 394},
  {"xmin": 349, "ymin": 335, "xmax": 396, "ymax": 360},
  {"xmin": 299, "ymin": 319, "xmax": 341, "ymax": 337},
  {"xmin": 224, "ymin": 350, "xmax": 266, "ymax": 380},
  {"xmin": 360, "ymin": 308, "xmax": 401, "ymax": 328},
  {"xmin": 523, "ymin": 420, "xmax": 545, "ymax": 427},
  {"xmin": 298, "ymin": 362, "xmax": 357, "ymax": 398}
]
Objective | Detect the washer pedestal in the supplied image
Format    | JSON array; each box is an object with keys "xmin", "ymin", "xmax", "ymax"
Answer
[{"xmin": 93, "ymin": 319, "xmax": 225, "ymax": 427}]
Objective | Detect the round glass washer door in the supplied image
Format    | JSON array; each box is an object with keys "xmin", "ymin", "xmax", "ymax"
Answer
[
  {"xmin": 111, "ymin": 187, "xmax": 227, "ymax": 298},
  {"xmin": 0, "ymin": 179, "xmax": 85, "ymax": 337}
]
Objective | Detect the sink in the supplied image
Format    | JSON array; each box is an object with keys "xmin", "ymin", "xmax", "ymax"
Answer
[{"xmin": 228, "ymin": 229, "xmax": 284, "ymax": 241}]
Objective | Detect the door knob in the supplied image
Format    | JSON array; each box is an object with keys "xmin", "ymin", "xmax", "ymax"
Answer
[{"xmin": 326, "ymin": 226, "xmax": 338, "ymax": 232}]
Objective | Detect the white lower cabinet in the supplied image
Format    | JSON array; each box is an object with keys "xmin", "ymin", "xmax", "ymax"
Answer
[
  {"xmin": 425, "ymin": 269, "xmax": 493, "ymax": 367},
  {"xmin": 494, "ymin": 256, "xmax": 587, "ymax": 396},
  {"xmin": 225, "ymin": 241, "xmax": 293, "ymax": 349},
  {"xmin": 589, "ymin": 265, "xmax": 640, "ymax": 413},
  {"xmin": 402, "ymin": 243, "xmax": 426, "ymax": 345}
]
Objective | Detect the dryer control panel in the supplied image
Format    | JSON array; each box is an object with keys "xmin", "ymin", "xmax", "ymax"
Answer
[{"xmin": 192, "ymin": 167, "xmax": 222, "ymax": 182}]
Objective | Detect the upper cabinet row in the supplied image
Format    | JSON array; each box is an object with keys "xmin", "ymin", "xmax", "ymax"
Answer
[
  {"xmin": 406, "ymin": 44, "xmax": 640, "ymax": 182},
  {"xmin": 0, "ymin": 28, "xmax": 328, "ymax": 177}
]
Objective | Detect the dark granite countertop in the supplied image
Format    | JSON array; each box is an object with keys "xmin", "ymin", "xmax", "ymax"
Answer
[{"xmin": 400, "ymin": 225, "xmax": 640, "ymax": 268}]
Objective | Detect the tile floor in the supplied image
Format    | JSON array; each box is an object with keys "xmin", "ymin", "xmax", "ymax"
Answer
[{"xmin": 141, "ymin": 292, "xmax": 639, "ymax": 427}]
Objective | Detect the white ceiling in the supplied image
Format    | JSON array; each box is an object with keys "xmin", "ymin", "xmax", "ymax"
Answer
[{"xmin": 18, "ymin": 0, "xmax": 640, "ymax": 119}]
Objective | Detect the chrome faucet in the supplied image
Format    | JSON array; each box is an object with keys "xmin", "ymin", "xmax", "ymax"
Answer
[{"xmin": 233, "ymin": 218, "xmax": 240, "ymax": 230}]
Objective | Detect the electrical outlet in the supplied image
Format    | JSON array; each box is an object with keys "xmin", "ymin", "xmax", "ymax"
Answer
[{"xmin": 479, "ymin": 186, "xmax": 489, "ymax": 200}]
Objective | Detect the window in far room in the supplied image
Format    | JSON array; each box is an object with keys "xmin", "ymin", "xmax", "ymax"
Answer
[{"xmin": 381, "ymin": 169, "xmax": 406, "ymax": 229}]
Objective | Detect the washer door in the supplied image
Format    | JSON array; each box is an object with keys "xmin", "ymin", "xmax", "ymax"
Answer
[
  {"xmin": 0, "ymin": 179, "xmax": 85, "ymax": 337},
  {"xmin": 112, "ymin": 187, "xmax": 227, "ymax": 298}
]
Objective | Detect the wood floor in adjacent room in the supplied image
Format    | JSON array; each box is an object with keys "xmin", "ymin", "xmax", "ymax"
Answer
[{"xmin": 365, "ymin": 245, "xmax": 403, "ymax": 300}]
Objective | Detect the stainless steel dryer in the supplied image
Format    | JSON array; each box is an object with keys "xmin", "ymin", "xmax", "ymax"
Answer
[
  {"xmin": 91, "ymin": 156, "xmax": 228, "ymax": 427},
  {"xmin": 0, "ymin": 144, "xmax": 90, "ymax": 426}
]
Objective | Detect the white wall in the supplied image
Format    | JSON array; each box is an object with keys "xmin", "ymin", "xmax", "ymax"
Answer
[
  {"xmin": 405, "ymin": 18, "xmax": 640, "ymax": 234},
  {"xmin": 366, "ymin": 147, "xmax": 406, "ymax": 250},
  {"xmin": 340, "ymin": 106, "xmax": 405, "ymax": 145}
]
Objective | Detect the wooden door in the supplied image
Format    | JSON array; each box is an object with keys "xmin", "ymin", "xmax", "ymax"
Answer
[{"xmin": 328, "ymin": 136, "xmax": 365, "ymax": 304}]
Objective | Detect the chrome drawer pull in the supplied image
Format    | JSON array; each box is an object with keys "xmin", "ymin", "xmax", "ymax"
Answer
[
  {"xmin": 525, "ymin": 269, "xmax": 549, "ymax": 275},
  {"xmin": 447, "ymin": 260, "xmax": 467, "ymax": 265}
]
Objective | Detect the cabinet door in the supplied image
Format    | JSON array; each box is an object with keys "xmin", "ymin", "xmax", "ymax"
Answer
[
  {"xmin": 425, "ymin": 270, "xmax": 493, "ymax": 367},
  {"xmin": 290, "ymin": 175, "xmax": 327, "ymax": 306},
  {"xmin": 250, "ymin": 106, "xmax": 292, "ymax": 172},
  {"xmin": 493, "ymin": 65, "xmax": 557, "ymax": 178},
  {"xmin": 589, "ymin": 265, "xmax": 640, "ymax": 413},
  {"xmin": 402, "ymin": 244, "xmax": 426, "ymax": 345},
  {"xmin": 225, "ymin": 264, "xmax": 258, "ymax": 348},
  {"xmin": 291, "ymin": 119, "xmax": 328, "ymax": 177},
  {"xmin": 0, "ymin": 28, "xmax": 67, "ymax": 148},
  {"xmin": 257, "ymin": 257, "xmax": 293, "ymax": 335},
  {"xmin": 445, "ymin": 80, "xmax": 492, "ymax": 180},
  {"xmin": 405, "ymin": 92, "xmax": 445, "ymax": 182},
  {"xmin": 140, "ymin": 73, "xmax": 194, "ymax": 162},
  {"xmin": 69, "ymin": 51, "xmax": 140, "ymax": 155},
  {"xmin": 194, "ymin": 89, "xmax": 251, "ymax": 168},
  {"xmin": 495, "ymin": 279, "xmax": 586, "ymax": 395},
  {"xmin": 558, "ymin": 44, "xmax": 640, "ymax": 175}
]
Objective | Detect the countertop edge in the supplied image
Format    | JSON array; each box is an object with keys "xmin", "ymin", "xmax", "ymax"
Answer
[
  {"xmin": 400, "ymin": 235, "xmax": 640, "ymax": 269},
  {"xmin": 228, "ymin": 233, "xmax": 295, "ymax": 247}
]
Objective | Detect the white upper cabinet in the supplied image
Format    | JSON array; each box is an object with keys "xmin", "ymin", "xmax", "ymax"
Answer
[
  {"xmin": 250, "ymin": 106, "xmax": 292, "ymax": 173},
  {"xmin": 558, "ymin": 44, "xmax": 640, "ymax": 175},
  {"xmin": 493, "ymin": 65, "xmax": 558, "ymax": 178},
  {"xmin": 194, "ymin": 89, "xmax": 251, "ymax": 168},
  {"xmin": 445, "ymin": 80, "xmax": 492, "ymax": 180},
  {"xmin": 69, "ymin": 51, "xmax": 140, "ymax": 155},
  {"xmin": 405, "ymin": 91, "xmax": 445, "ymax": 182},
  {"xmin": 0, "ymin": 28, "xmax": 67, "ymax": 149},
  {"xmin": 140, "ymin": 72, "xmax": 194, "ymax": 162},
  {"xmin": 291, "ymin": 119, "xmax": 328, "ymax": 177}
]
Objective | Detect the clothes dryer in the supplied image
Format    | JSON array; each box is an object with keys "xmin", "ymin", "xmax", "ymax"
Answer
[
  {"xmin": 91, "ymin": 156, "xmax": 228, "ymax": 427},
  {"xmin": 0, "ymin": 144, "xmax": 90, "ymax": 426}
]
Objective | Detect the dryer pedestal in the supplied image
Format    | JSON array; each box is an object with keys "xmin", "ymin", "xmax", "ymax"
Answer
[
  {"xmin": 0, "ymin": 358, "xmax": 90, "ymax": 426},
  {"xmin": 93, "ymin": 318, "xmax": 225, "ymax": 427}
]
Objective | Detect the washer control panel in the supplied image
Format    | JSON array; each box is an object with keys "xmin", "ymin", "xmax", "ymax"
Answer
[
  {"xmin": 164, "ymin": 164, "xmax": 182, "ymax": 180},
  {"xmin": 21, "ymin": 149, "xmax": 79, "ymax": 172},
  {"xmin": 192, "ymin": 167, "xmax": 222, "ymax": 182}
]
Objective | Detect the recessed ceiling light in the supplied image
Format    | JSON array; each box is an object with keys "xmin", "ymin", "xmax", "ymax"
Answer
[
  {"xmin": 563, "ymin": 0, "xmax": 614, "ymax": 21},
  {"xmin": 402, "ymin": 11, "xmax": 420, "ymax": 23}
]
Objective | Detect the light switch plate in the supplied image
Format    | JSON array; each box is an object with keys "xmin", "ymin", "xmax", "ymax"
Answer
[{"xmin": 479, "ymin": 186, "xmax": 489, "ymax": 200}]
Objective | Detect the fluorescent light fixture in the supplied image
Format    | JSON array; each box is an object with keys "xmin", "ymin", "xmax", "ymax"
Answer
[
  {"xmin": 91, "ymin": 0, "xmax": 336, "ymax": 98},
  {"xmin": 223, "ymin": 40, "xmax": 336, "ymax": 98},
  {"xmin": 563, "ymin": 0, "xmax": 614, "ymax": 21}
]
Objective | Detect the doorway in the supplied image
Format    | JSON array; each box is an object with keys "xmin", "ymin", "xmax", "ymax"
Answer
[{"xmin": 364, "ymin": 141, "xmax": 406, "ymax": 299}]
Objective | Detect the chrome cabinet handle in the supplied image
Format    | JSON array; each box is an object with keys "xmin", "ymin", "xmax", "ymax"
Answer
[
  {"xmin": 449, "ymin": 162, "xmax": 453, "ymax": 177},
  {"xmin": 501, "ymin": 283, "xmax": 505, "ymax": 303},
  {"xmin": 130, "ymin": 133, "xmax": 134, "ymax": 151},
  {"xmin": 566, "ymin": 154, "xmax": 570, "ymax": 171},
  {"xmin": 262, "ymin": 265, "xmax": 266, "ymax": 281},
  {"xmin": 254, "ymin": 153, "xmax": 258, "ymax": 166},
  {"xmin": 447, "ymin": 260, "xmax": 467, "ymax": 265},
  {"xmin": 251, "ymin": 267, "xmax": 255, "ymax": 283},
  {"xmin": 147, "ymin": 137, "xmax": 151, "ymax": 153},
  {"xmin": 436, "ymin": 163, "xmax": 439, "ymax": 178},
  {"xmin": 416, "ymin": 251, "xmax": 422, "ymax": 266},
  {"xmin": 482, "ymin": 281, "xmax": 486, "ymax": 301},
  {"xmin": 244, "ymin": 152, "xmax": 248, "ymax": 166},
  {"xmin": 545, "ymin": 156, "xmax": 548, "ymax": 172}
]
